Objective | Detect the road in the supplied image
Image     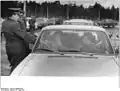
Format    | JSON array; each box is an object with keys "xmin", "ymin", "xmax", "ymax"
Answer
[
  {"xmin": 1, "ymin": 26, "xmax": 120, "ymax": 76},
  {"xmin": 1, "ymin": 37, "xmax": 11, "ymax": 76}
]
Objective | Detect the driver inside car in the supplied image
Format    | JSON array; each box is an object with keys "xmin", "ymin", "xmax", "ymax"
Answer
[
  {"xmin": 79, "ymin": 32, "xmax": 106, "ymax": 53},
  {"xmin": 40, "ymin": 31, "xmax": 68, "ymax": 51}
]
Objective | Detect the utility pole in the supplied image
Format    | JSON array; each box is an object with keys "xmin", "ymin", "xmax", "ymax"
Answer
[
  {"xmin": 114, "ymin": 9, "xmax": 117, "ymax": 20},
  {"xmin": 98, "ymin": 8, "xmax": 101, "ymax": 20},
  {"xmin": 66, "ymin": 1, "xmax": 71, "ymax": 20},
  {"xmin": 66, "ymin": 5, "xmax": 69, "ymax": 19},
  {"xmin": 23, "ymin": 1, "xmax": 26, "ymax": 17},
  {"xmin": 46, "ymin": 6, "xmax": 48, "ymax": 18},
  {"xmin": 35, "ymin": 5, "xmax": 37, "ymax": 16}
]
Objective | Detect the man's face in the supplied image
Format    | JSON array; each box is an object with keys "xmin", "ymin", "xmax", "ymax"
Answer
[{"xmin": 12, "ymin": 13, "xmax": 19, "ymax": 21}]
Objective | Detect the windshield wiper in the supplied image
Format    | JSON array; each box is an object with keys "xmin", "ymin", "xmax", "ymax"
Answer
[
  {"xmin": 59, "ymin": 49, "xmax": 80, "ymax": 52},
  {"xmin": 78, "ymin": 52, "xmax": 95, "ymax": 56},
  {"xmin": 40, "ymin": 48, "xmax": 65, "ymax": 55},
  {"xmin": 60, "ymin": 49, "xmax": 95, "ymax": 56},
  {"xmin": 40, "ymin": 48, "xmax": 96, "ymax": 56}
]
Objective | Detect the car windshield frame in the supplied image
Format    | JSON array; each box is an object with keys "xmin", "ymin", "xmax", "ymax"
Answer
[{"xmin": 32, "ymin": 29, "xmax": 114, "ymax": 55}]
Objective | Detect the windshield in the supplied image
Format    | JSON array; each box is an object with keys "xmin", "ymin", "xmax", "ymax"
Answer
[{"xmin": 34, "ymin": 29, "xmax": 114, "ymax": 55}]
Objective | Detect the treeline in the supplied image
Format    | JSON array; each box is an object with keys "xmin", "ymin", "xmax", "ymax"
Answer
[{"xmin": 1, "ymin": 1, "xmax": 119, "ymax": 20}]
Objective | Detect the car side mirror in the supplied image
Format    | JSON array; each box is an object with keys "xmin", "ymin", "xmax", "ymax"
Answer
[
  {"xmin": 114, "ymin": 47, "xmax": 119, "ymax": 56},
  {"xmin": 108, "ymin": 33, "xmax": 113, "ymax": 38}
]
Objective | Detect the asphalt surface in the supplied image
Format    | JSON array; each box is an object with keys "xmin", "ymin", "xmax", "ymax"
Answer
[
  {"xmin": 1, "ymin": 37, "xmax": 11, "ymax": 76},
  {"xmin": 1, "ymin": 26, "xmax": 120, "ymax": 76}
]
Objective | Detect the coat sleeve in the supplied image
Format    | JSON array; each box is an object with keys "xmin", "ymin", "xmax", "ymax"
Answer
[{"xmin": 12, "ymin": 22, "xmax": 36, "ymax": 44}]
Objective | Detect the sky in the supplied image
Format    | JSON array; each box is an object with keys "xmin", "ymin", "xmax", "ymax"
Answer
[{"xmin": 15, "ymin": 0, "xmax": 120, "ymax": 8}]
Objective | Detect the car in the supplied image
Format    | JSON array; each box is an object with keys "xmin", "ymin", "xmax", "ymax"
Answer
[
  {"xmin": 47, "ymin": 18, "xmax": 59, "ymax": 25},
  {"xmin": 35, "ymin": 17, "xmax": 48, "ymax": 29},
  {"xmin": 96, "ymin": 19, "xmax": 118, "ymax": 28},
  {"xmin": 11, "ymin": 25, "xmax": 119, "ymax": 76},
  {"xmin": 63, "ymin": 19, "xmax": 98, "ymax": 26}
]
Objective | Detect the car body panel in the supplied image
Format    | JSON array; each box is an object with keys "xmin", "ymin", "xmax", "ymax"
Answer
[{"xmin": 11, "ymin": 53, "xmax": 119, "ymax": 76}]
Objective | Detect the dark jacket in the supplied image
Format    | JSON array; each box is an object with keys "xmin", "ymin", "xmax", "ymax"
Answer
[
  {"xmin": 1, "ymin": 18, "xmax": 36, "ymax": 66},
  {"xmin": 29, "ymin": 18, "xmax": 36, "ymax": 27},
  {"xmin": 29, "ymin": 18, "xmax": 36, "ymax": 33}
]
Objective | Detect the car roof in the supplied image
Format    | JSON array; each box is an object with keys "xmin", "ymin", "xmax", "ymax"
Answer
[
  {"xmin": 42, "ymin": 25, "xmax": 106, "ymax": 32},
  {"xmin": 63, "ymin": 19, "xmax": 93, "ymax": 23}
]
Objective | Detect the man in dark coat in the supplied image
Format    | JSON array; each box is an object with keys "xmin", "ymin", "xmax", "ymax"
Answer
[
  {"xmin": 1, "ymin": 8, "xmax": 36, "ymax": 73},
  {"xmin": 29, "ymin": 16, "xmax": 36, "ymax": 34}
]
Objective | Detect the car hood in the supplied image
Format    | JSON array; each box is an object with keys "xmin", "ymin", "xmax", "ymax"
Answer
[{"xmin": 11, "ymin": 53, "xmax": 119, "ymax": 76}]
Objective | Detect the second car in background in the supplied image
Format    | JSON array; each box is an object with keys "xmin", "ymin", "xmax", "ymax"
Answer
[{"xmin": 63, "ymin": 19, "xmax": 98, "ymax": 26}]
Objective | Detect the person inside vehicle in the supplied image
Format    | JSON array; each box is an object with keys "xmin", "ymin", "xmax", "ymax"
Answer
[
  {"xmin": 52, "ymin": 31, "xmax": 64, "ymax": 50},
  {"xmin": 40, "ymin": 31, "xmax": 67, "ymax": 51},
  {"xmin": 1, "ymin": 8, "xmax": 37, "ymax": 73},
  {"xmin": 80, "ymin": 32, "xmax": 105, "ymax": 53}
]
